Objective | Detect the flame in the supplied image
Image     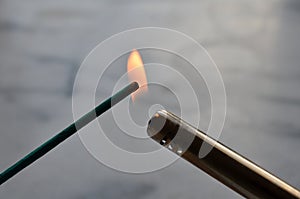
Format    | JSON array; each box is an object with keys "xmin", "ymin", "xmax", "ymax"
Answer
[{"xmin": 127, "ymin": 49, "xmax": 148, "ymax": 101}]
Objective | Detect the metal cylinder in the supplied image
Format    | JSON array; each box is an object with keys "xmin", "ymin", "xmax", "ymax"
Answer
[{"xmin": 147, "ymin": 110, "xmax": 300, "ymax": 199}]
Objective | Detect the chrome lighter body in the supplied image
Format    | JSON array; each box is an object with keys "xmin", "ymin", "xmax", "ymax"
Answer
[{"xmin": 147, "ymin": 110, "xmax": 300, "ymax": 199}]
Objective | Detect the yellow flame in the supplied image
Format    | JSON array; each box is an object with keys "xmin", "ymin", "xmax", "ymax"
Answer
[{"xmin": 127, "ymin": 49, "xmax": 148, "ymax": 101}]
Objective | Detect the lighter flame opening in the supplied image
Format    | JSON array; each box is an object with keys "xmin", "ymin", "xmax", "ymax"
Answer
[{"xmin": 127, "ymin": 49, "xmax": 148, "ymax": 101}]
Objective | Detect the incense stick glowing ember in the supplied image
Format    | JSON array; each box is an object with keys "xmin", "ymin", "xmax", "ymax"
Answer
[{"xmin": 127, "ymin": 49, "xmax": 148, "ymax": 101}]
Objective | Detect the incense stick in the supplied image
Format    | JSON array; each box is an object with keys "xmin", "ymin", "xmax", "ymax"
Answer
[{"xmin": 0, "ymin": 82, "xmax": 139, "ymax": 185}]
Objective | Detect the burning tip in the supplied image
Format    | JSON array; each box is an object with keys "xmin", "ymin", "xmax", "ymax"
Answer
[
  {"xmin": 132, "ymin": 81, "xmax": 140, "ymax": 90},
  {"xmin": 127, "ymin": 49, "xmax": 148, "ymax": 101}
]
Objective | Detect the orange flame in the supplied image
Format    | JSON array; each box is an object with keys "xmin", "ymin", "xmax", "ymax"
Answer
[{"xmin": 127, "ymin": 49, "xmax": 148, "ymax": 101}]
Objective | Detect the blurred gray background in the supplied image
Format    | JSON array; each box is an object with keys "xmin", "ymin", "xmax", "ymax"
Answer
[{"xmin": 1, "ymin": 0, "xmax": 300, "ymax": 198}]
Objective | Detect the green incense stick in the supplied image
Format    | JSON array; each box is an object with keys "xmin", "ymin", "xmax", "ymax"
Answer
[{"xmin": 0, "ymin": 82, "xmax": 139, "ymax": 185}]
